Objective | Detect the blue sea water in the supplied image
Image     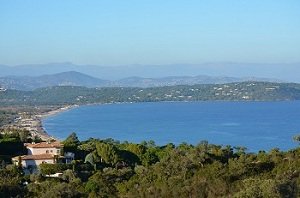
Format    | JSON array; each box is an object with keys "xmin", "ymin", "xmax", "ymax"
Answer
[{"xmin": 42, "ymin": 101, "xmax": 300, "ymax": 152}]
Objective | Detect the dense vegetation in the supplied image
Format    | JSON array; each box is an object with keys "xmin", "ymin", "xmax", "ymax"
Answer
[
  {"xmin": 1, "ymin": 82, "xmax": 300, "ymax": 106},
  {"xmin": 1, "ymin": 132, "xmax": 300, "ymax": 197},
  {"xmin": 0, "ymin": 110, "xmax": 17, "ymax": 126},
  {"xmin": 0, "ymin": 129, "xmax": 30, "ymax": 164}
]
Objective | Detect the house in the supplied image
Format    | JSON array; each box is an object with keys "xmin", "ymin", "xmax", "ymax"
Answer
[
  {"xmin": 25, "ymin": 141, "xmax": 63, "ymax": 156},
  {"xmin": 12, "ymin": 141, "xmax": 74, "ymax": 173}
]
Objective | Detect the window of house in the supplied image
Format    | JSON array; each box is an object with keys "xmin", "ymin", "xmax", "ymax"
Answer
[
  {"xmin": 50, "ymin": 150, "xmax": 53, "ymax": 153},
  {"xmin": 46, "ymin": 150, "xmax": 49, "ymax": 154},
  {"xmin": 57, "ymin": 149, "xmax": 60, "ymax": 154}
]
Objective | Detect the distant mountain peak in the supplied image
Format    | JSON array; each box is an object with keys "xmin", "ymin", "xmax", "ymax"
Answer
[
  {"xmin": 0, "ymin": 70, "xmax": 285, "ymax": 91},
  {"xmin": 1, "ymin": 62, "xmax": 299, "ymax": 82},
  {"xmin": 0, "ymin": 71, "xmax": 109, "ymax": 90}
]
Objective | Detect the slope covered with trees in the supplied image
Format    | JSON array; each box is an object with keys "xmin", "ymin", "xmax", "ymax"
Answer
[
  {"xmin": 1, "ymin": 133, "xmax": 300, "ymax": 197},
  {"xmin": 1, "ymin": 82, "xmax": 300, "ymax": 106}
]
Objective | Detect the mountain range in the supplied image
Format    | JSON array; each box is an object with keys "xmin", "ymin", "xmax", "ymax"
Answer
[
  {"xmin": 0, "ymin": 62, "xmax": 299, "ymax": 82},
  {"xmin": 0, "ymin": 71, "xmax": 283, "ymax": 90}
]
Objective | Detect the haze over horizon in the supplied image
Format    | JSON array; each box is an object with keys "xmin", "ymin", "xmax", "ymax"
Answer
[
  {"xmin": 1, "ymin": 1, "xmax": 299, "ymax": 66},
  {"xmin": 1, "ymin": 62, "xmax": 300, "ymax": 82}
]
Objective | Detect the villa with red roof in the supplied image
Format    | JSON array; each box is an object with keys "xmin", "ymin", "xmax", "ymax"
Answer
[{"xmin": 12, "ymin": 141, "xmax": 74, "ymax": 173}]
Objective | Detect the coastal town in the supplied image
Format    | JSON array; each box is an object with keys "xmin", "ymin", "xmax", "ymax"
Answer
[{"xmin": 0, "ymin": 105, "xmax": 77, "ymax": 141}]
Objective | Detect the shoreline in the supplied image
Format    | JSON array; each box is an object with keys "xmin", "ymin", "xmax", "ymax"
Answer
[
  {"xmin": 5, "ymin": 100, "xmax": 299, "ymax": 142},
  {"xmin": 37, "ymin": 105, "xmax": 79, "ymax": 140},
  {"xmin": 36, "ymin": 100, "xmax": 299, "ymax": 141},
  {"xmin": 2, "ymin": 101, "xmax": 298, "ymax": 152},
  {"xmin": 39, "ymin": 104, "xmax": 79, "ymax": 119},
  {"xmin": 7, "ymin": 105, "xmax": 80, "ymax": 141}
]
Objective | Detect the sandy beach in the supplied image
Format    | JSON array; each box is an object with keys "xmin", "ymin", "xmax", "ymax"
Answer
[{"xmin": 10, "ymin": 105, "xmax": 79, "ymax": 141}]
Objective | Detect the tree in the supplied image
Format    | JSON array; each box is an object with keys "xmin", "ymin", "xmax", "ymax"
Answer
[
  {"xmin": 96, "ymin": 142, "xmax": 119, "ymax": 166},
  {"xmin": 0, "ymin": 165, "xmax": 26, "ymax": 197},
  {"xmin": 78, "ymin": 139, "xmax": 97, "ymax": 152},
  {"xmin": 85, "ymin": 171, "xmax": 117, "ymax": 197},
  {"xmin": 64, "ymin": 132, "xmax": 80, "ymax": 146},
  {"xmin": 141, "ymin": 149, "xmax": 159, "ymax": 166},
  {"xmin": 123, "ymin": 143, "xmax": 146, "ymax": 158},
  {"xmin": 234, "ymin": 146, "xmax": 247, "ymax": 156},
  {"xmin": 18, "ymin": 130, "xmax": 30, "ymax": 142},
  {"xmin": 39, "ymin": 164, "xmax": 72, "ymax": 175},
  {"xmin": 27, "ymin": 180, "xmax": 84, "ymax": 198},
  {"xmin": 63, "ymin": 132, "xmax": 80, "ymax": 152}
]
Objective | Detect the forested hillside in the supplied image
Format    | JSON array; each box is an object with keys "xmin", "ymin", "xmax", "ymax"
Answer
[
  {"xmin": 1, "ymin": 133, "xmax": 300, "ymax": 197},
  {"xmin": 1, "ymin": 82, "xmax": 300, "ymax": 106}
]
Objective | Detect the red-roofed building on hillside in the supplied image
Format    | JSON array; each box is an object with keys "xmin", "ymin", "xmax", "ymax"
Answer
[
  {"xmin": 25, "ymin": 141, "xmax": 63, "ymax": 155},
  {"xmin": 12, "ymin": 141, "xmax": 74, "ymax": 173}
]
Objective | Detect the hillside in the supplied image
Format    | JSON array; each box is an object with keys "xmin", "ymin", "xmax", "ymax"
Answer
[
  {"xmin": 116, "ymin": 75, "xmax": 282, "ymax": 87},
  {"xmin": 1, "ymin": 82, "xmax": 300, "ymax": 106},
  {"xmin": 0, "ymin": 71, "xmax": 109, "ymax": 90},
  {"xmin": 0, "ymin": 71, "xmax": 283, "ymax": 90},
  {"xmin": 1, "ymin": 134, "xmax": 300, "ymax": 197}
]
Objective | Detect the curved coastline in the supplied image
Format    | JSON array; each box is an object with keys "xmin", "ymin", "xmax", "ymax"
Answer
[
  {"xmin": 19, "ymin": 105, "xmax": 80, "ymax": 141},
  {"xmin": 41, "ymin": 101, "xmax": 300, "ymax": 152}
]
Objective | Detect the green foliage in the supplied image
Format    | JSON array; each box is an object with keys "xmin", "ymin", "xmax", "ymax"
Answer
[
  {"xmin": 85, "ymin": 168, "xmax": 133, "ymax": 197},
  {"xmin": 2, "ymin": 82, "xmax": 300, "ymax": 106},
  {"xmin": 85, "ymin": 171, "xmax": 118, "ymax": 197},
  {"xmin": 122, "ymin": 143, "xmax": 146, "ymax": 159},
  {"xmin": 96, "ymin": 142, "xmax": 119, "ymax": 166},
  {"xmin": 78, "ymin": 138, "xmax": 98, "ymax": 152},
  {"xmin": 84, "ymin": 153, "xmax": 96, "ymax": 166},
  {"xmin": 63, "ymin": 132, "xmax": 80, "ymax": 152},
  {"xmin": 0, "ymin": 165, "xmax": 26, "ymax": 197},
  {"xmin": 233, "ymin": 177, "xmax": 298, "ymax": 198},
  {"xmin": 118, "ymin": 150, "xmax": 140, "ymax": 166},
  {"xmin": 64, "ymin": 132, "xmax": 80, "ymax": 146},
  {"xmin": 234, "ymin": 178, "xmax": 280, "ymax": 198},
  {"xmin": 0, "ymin": 128, "xmax": 31, "ymax": 143},
  {"xmin": 1, "ymin": 137, "xmax": 300, "ymax": 197},
  {"xmin": 27, "ymin": 179, "xmax": 85, "ymax": 198},
  {"xmin": 39, "ymin": 163, "xmax": 72, "ymax": 175},
  {"xmin": 141, "ymin": 148, "xmax": 159, "ymax": 166},
  {"xmin": 0, "ymin": 110, "xmax": 16, "ymax": 126}
]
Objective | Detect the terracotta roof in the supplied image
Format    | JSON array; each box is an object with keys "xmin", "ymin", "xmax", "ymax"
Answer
[
  {"xmin": 25, "ymin": 141, "xmax": 63, "ymax": 148},
  {"xmin": 12, "ymin": 154, "xmax": 56, "ymax": 160}
]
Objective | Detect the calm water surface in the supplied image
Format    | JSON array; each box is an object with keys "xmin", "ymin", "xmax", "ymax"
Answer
[{"xmin": 43, "ymin": 101, "xmax": 300, "ymax": 152}]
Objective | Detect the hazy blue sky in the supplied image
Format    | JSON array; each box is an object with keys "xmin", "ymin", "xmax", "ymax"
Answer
[{"xmin": 0, "ymin": 0, "xmax": 299, "ymax": 65}]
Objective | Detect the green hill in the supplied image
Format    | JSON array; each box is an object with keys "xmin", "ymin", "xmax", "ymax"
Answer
[{"xmin": 1, "ymin": 82, "xmax": 300, "ymax": 106}]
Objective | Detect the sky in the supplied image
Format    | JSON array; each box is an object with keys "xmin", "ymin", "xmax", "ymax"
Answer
[{"xmin": 0, "ymin": 0, "xmax": 300, "ymax": 66}]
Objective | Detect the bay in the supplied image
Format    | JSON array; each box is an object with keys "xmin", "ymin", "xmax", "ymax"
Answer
[{"xmin": 42, "ymin": 101, "xmax": 300, "ymax": 152}]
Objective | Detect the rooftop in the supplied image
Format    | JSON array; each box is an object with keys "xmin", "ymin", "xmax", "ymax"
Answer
[
  {"xmin": 24, "ymin": 141, "xmax": 63, "ymax": 148},
  {"xmin": 13, "ymin": 154, "xmax": 59, "ymax": 160}
]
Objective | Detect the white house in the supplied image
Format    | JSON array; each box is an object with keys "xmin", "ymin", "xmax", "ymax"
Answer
[
  {"xmin": 25, "ymin": 141, "xmax": 63, "ymax": 155},
  {"xmin": 12, "ymin": 141, "xmax": 74, "ymax": 172}
]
